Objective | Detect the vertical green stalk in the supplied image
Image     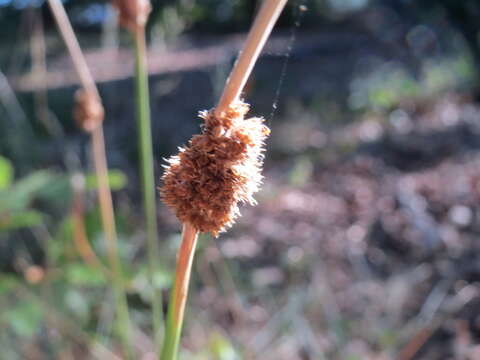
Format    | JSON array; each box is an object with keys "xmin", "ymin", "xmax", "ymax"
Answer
[
  {"xmin": 133, "ymin": 26, "xmax": 164, "ymax": 352},
  {"xmin": 161, "ymin": 289, "xmax": 181, "ymax": 360}
]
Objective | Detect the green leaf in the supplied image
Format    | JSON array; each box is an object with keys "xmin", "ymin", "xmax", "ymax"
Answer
[
  {"xmin": 0, "ymin": 275, "xmax": 19, "ymax": 295},
  {"xmin": 0, "ymin": 156, "xmax": 13, "ymax": 190},
  {"xmin": 35, "ymin": 176, "xmax": 70, "ymax": 202},
  {"xmin": 0, "ymin": 211, "xmax": 43, "ymax": 231},
  {"xmin": 64, "ymin": 263, "xmax": 107, "ymax": 286},
  {"xmin": 85, "ymin": 169, "xmax": 127, "ymax": 191},
  {"xmin": 0, "ymin": 170, "xmax": 55, "ymax": 212}
]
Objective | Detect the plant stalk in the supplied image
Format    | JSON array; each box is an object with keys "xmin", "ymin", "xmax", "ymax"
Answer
[
  {"xmin": 216, "ymin": 0, "xmax": 288, "ymax": 115},
  {"xmin": 160, "ymin": 223, "xmax": 198, "ymax": 360},
  {"xmin": 161, "ymin": 1, "xmax": 287, "ymax": 358},
  {"xmin": 46, "ymin": 0, "xmax": 98, "ymax": 96},
  {"xmin": 133, "ymin": 25, "xmax": 164, "ymax": 351},
  {"xmin": 91, "ymin": 127, "xmax": 134, "ymax": 360},
  {"xmin": 47, "ymin": 0, "xmax": 133, "ymax": 357},
  {"xmin": 71, "ymin": 173, "xmax": 110, "ymax": 274}
]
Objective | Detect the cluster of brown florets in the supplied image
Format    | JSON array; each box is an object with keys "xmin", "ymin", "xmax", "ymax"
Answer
[
  {"xmin": 112, "ymin": 0, "xmax": 151, "ymax": 32},
  {"xmin": 160, "ymin": 101, "xmax": 270, "ymax": 236},
  {"xmin": 73, "ymin": 89, "xmax": 104, "ymax": 132}
]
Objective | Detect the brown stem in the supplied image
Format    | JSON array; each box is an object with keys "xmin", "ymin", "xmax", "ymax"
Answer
[
  {"xmin": 162, "ymin": 2, "xmax": 286, "ymax": 358},
  {"xmin": 91, "ymin": 127, "xmax": 118, "ymax": 268},
  {"xmin": 216, "ymin": 0, "xmax": 288, "ymax": 115},
  {"xmin": 71, "ymin": 174, "xmax": 110, "ymax": 274},
  {"xmin": 91, "ymin": 126, "xmax": 133, "ymax": 358},
  {"xmin": 160, "ymin": 223, "xmax": 198, "ymax": 359},
  {"xmin": 47, "ymin": 0, "xmax": 132, "ymax": 356},
  {"xmin": 172, "ymin": 223, "xmax": 199, "ymax": 326},
  {"xmin": 46, "ymin": 0, "xmax": 99, "ymax": 98}
]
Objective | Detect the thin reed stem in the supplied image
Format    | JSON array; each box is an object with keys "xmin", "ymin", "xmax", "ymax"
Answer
[
  {"xmin": 160, "ymin": 223, "xmax": 198, "ymax": 360},
  {"xmin": 216, "ymin": 0, "xmax": 288, "ymax": 115},
  {"xmin": 133, "ymin": 25, "xmax": 164, "ymax": 351},
  {"xmin": 46, "ymin": 0, "xmax": 98, "ymax": 97},
  {"xmin": 91, "ymin": 127, "xmax": 133, "ymax": 359},
  {"xmin": 46, "ymin": 0, "xmax": 133, "ymax": 357},
  {"xmin": 71, "ymin": 174, "xmax": 110, "ymax": 274},
  {"xmin": 161, "ymin": 2, "xmax": 287, "ymax": 359}
]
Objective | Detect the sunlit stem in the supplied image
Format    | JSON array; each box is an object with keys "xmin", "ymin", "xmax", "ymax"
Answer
[{"xmin": 160, "ymin": 223, "xmax": 198, "ymax": 360}]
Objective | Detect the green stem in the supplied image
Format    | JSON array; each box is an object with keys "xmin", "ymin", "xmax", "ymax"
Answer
[
  {"xmin": 133, "ymin": 26, "xmax": 164, "ymax": 352},
  {"xmin": 161, "ymin": 223, "xmax": 198, "ymax": 360}
]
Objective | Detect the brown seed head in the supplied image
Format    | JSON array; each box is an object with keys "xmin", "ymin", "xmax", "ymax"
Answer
[
  {"xmin": 73, "ymin": 89, "xmax": 104, "ymax": 132},
  {"xmin": 112, "ymin": 0, "xmax": 151, "ymax": 32},
  {"xmin": 160, "ymin": 101, "xmax": 270, "ymax": 237},
  {"xmin": 24, "ymin": 265, "xmax": 45, "ymax": 284}
]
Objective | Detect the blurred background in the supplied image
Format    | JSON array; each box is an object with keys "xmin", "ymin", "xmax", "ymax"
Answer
[{"xmin": 1, "ymin": 0, "xmax": 480, "ymax": 359}]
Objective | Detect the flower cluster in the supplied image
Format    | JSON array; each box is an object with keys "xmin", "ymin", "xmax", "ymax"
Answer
[
  {"xmin": 160, "ymin": 101, "xmax": 270, "ymax": 236},
  {"xmin": 73, "ymin": 89, "xmax": 104, "ymax": 132},
  {"xmin": 112, "ymin": 0, "xmax": 151, "ymax": 32}
]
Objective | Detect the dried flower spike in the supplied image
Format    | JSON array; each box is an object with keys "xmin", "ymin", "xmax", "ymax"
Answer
[
  {"xmin": 161, "ymin": 101, "xmax": 270, "ymax": 236},
  {"xmin": 73, "ymin": 89, "xmax": 104, "ymax": 132},
  {"xmin": 112, "ymin": 0, "xmax": 151, "ymax": 32}
]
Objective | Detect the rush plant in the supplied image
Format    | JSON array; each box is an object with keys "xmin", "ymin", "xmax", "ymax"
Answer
[
  {"xmin": 45, "ymin": 1, "xmax": 288, "ymax": 358},
  {"xmin": 159, "ymin": 1, "xmax": 288, "ymax": 358}
]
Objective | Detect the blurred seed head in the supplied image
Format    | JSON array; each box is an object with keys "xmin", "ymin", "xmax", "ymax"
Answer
[
  {"xmin": 112, "ymin": 0, "xmax": 151, "ymax": 32},
  {"xmin": 24, "ymin": 265, "xmax": 45, "ymax": 284},
  {"xmin": 160, "ymin": 101, "xmax": 270, "ymax": 237},
  {"xmin": 73, "ymin": 89, "xmax": 104, "ymax": 132}
]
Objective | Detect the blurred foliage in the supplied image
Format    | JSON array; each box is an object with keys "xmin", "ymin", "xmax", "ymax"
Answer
[
  {"xmin": 0, "ymin": 154, "xmax": 128, "ymax": 232},
  {"xmin": 349, "ymin": 54, "xmax": 475, "ymax": 111},
  {"xmin": 0, "ymin": 156, "xmax": 13, "ymax": 190},
  {"xmin": 0, "ymin": 157, "xmax": 159, "ymax": 352},
  {"xmin": 85, "ymin": 169, "xmax": 127, "ymax": 191},
  {"xmin": 3, "ymin": 299, "xmax": 43, "ymax": 337},
  {"xmin": 0, "ymin": 156, "xmax": 56, "ymax": 231}
]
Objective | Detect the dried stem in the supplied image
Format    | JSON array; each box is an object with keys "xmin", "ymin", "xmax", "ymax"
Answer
[
  {"xmin": 46, "ymin": 0, "xmax": 133, "ymax": 357},
  {"xmin": 133, "ymin": 25, "xmax": 164, "ymax": 352},
  {"xmin": 161, "ymin": 1, "xmax": 287, "ymax": 359},
  {"xmin": 216, "ymin": 0, "xmax": 288, "ymax": 115},
  {"xmin": 71, "ymin": 174, "xmax": 110, "ymax": 274},
  {"xmin": 46, "ymin": 0, "xmax": 98, "ymax": 97},
  {"xmin": 160, "ymin": 223, "xmax": 198, "ymax": 360},
  {"xmin": 91, "ymin": 126, "xmax": 133, "ymax": 359}
]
